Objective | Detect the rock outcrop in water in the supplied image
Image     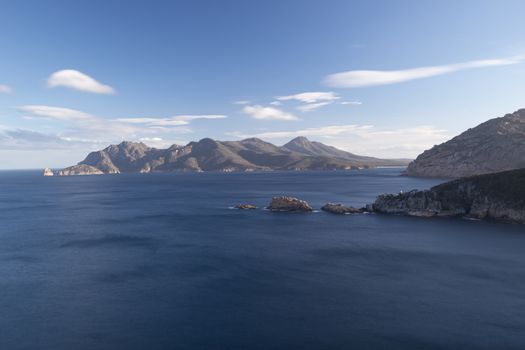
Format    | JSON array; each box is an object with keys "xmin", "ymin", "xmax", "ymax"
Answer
[
  {"xmin": 371, "ymin": 168, "xmax": 525, "ymax": 223},
  {"xmin": 405, "ymin": 109, "xmax": 525, "ymax": 178},
  {"xmin": 42, "ymin": 168, "xmax": 54, "ymax": 176},
  {"xmin": 54, "ymin": 137, "xmax": 410, "ymax": 175},
  {"xmin": 57, "ymin": 164, "xmax": 104, "ymax": 176},
  {"xmin": 321, "ymin": 203, "xmax": 364, "ymax": 214},
  {"xmin": 267, "ymin": 196, "xmax": 313, "ymax": 212},
  {"xmin": 234, "ymin": 204, "xmax": 258, "ymax": 210}
]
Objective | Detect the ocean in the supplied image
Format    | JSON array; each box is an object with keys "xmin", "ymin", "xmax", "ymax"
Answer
[{"xmin": 1, "ymin": 168, "xmax": 524, "ymax": 349}]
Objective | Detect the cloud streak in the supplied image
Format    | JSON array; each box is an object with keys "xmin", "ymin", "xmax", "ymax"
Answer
[
  {"xmin": 243, "ymin": 105, "xmax": 299, "ymax": 121},
  {"xmin": 117, "ymin": 115, "xmax": 227, "ymax": 127},
  {"xmin": 324, "ymin": 55, "xmax": 525, "ymax": 88},
  {"xmin": 276, "ymin": 91, "xmax": 339, "ymax": 103},
  {"xmin": 48, "ymin": 69, "xmax": 115, "ymax": 94},
  {"xmin": 19, "ymin": 105, "xmax": 93, "ymax": 121}
]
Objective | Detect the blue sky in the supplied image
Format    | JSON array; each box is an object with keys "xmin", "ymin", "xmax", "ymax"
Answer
[{"xmin": 1, "ymin": 0, "xmax": 525, "ymax": 168}]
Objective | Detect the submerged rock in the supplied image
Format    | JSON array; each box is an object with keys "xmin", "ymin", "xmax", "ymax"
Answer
[
  {"xmin": 42, "ymin": 168, "xmax": 54, "ymax": 176},
  {"xmin": 267, "ymin": 196, "xmax": 313, "ymax": 212},
  {"xmin": 321, "ymin": 203, "xmax": 364, "ymax": 214},
  {"xmin": 57, "ymin": 164, "xmax": 105, "ymax": 176},
  {"xmin": 235, "ymin": 204, "xmax": 258, "ymax": 210}
]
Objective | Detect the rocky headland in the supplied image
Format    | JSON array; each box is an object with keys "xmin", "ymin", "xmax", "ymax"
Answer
[
  {"xmin": 49, "ymin": 137, "xmax": 410, "ymax": 176},
  {"xmin": 405, "ymin": 109, "xmax": 525, "ymax": 178},
  {"xmin": 57, "ymin": 164, "xmax": 104, "ymax": 176},
  {"xmin": 371, "ymin": 168, "xmax": 525, "ymax": 224}
]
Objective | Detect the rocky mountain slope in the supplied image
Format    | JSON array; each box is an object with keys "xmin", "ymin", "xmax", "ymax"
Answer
[
  {"xmin": 53, "ymin": 137, "xmax": 411, "ymax": 175},
  {"xmin": 371, "ymin": 168, "xmax": 525, "ymax": 224},
  {"xmin": 283, "ymin": 136, "xmax": 410, "ymax": 166},
  {"xmin": 405, "ymin": 109, "xmax": 525, "ymax": 178}
]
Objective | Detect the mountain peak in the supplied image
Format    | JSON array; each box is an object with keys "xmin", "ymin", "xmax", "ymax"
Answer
[{"xmin": 289, "ymin": 136, "xmax": 311, "ymax": 144}]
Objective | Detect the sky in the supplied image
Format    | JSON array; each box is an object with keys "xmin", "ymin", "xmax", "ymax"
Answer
[{"xmin": 1, "ymin": 0, "xmax": 525, "ymax": 168}]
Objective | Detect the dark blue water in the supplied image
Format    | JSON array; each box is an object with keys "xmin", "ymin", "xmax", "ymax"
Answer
[{"xmin": 1, "ymin": 168, "xmax": 525, "ymax": 350}]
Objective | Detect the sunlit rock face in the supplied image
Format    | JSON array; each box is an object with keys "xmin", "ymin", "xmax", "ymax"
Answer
[
  {"xmin": 57, "ymin": 164, "xmax": 104, "ymax": 176},
  {"xmin": 54, "ymin": 137, "xmax": 410, "ymax": 175},
  {"xmin": 405, "ymin": 109, "xmax": 525, "ymax": 178}
]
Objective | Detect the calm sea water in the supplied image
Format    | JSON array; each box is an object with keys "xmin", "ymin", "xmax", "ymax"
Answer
[{"xmin": 1, "ymin": 168, "xmax": 525, "ymax": 349}]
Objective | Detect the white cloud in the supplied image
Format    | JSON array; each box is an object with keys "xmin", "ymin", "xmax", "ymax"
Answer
[
  {"xmin": 324, "ymin": 55, "xmax": 525, "ymax": 88},
  {"xmin": 174, "ymin": 115, "xmax": 227, "ymax": 121},
  {"xmin": 116, "ymin": 114, "xmax": 227, "ymax": 127},
  {"xmin": 277, "ymin": 91, "xmax": 340, "ymax": 112},
  {"xmin": 138, "ymin": 137, "xmax": 188, "ymax": 148},
  {"xmin": 233, "ymin": 100, "xmax": 250, "ymax": 105},
  {"xmin": 277, "ymin": 91, "xmax": 339, "ymax": 103},
  {"xmin": 227, "ymin": 124, "xmax": 450, "ymax": 158},
  {"xmin": 340, "ymin": 101, "xmax": 362, "ymax": 105},
  {"xmin": 243, "ymin": 105, "xmax": 299, "ymax": 121},
  {"xmin": 47, "ymin": 69, "xmax": 115, "ymax": 94},
  {"xmin": 0, "ymin": 84, "xmax": 12, "ymax": 94},
  {"xmin": 270, "ymin": 101, "xmax": 282, "ymax": 106},
  {"xmin": 297, "ymin": 102, "xmax": 332, "ymax": 112},
  {"xmin": 17, "ymin": 105, "xmax": 192, "ymax": 146},
  {"xmin": 18, "ymin": 105, "xmax": 93, "ymax": 120}
]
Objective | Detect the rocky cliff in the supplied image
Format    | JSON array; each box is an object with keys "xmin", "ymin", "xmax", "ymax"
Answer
[
  {"xmin": 405, "ymin": 109, "xmax": 525, "ymax": 178},
  {"xmin": 371, "ymin": 168, "xmax": 525, "ymax": 223},
  {"xmin": 56, "ymin": 137, "xmax": 411, "ymax": 175}
]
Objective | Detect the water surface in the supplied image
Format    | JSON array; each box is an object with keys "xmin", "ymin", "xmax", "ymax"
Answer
[{"xmin": 1, "ymin": 169, "xmax": 524, "ymax": 349}]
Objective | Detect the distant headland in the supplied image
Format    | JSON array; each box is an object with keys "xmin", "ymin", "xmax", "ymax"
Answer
[{"xmin": 43, "ymin": 136, "xmax": 411, "ymax": 176}]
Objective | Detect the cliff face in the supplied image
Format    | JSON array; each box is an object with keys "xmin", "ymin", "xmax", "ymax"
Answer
[
  {"xmin": 405, "ymin": 109, "xmax": 525, "ymax": 178},
  {"xmin": 57, "ymin": 137, "xmax": 411, "ymax": 175},
  {"xmin": 372, "ymin": 168, "xmax": 525, "ymax": 223}
]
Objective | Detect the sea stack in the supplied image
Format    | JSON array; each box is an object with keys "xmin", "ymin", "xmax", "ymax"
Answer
[{"xmin": 42, "ymin": 168, "xmax": 54, "ymax": 176}]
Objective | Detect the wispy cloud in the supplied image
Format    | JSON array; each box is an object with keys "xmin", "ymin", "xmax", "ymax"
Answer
[
  {"xmin": 16, "ymin": 105, "xmax": 196, "ymax": 148},
  {"xmin": 233, "ymin": 100, "xmax": 250, "ymax": 105},
  {"xmin": 18, "ymin": 105, "xmax": 93, "ymax": 120},
  {"xmin": 227, "ymin": 124, "xmax": 450, "ymax": 158},
  {"xmin": 340, "ymin": 101, "xmax": 362, "ymax": 105},
  {"xmin": 0, "ymin": 126, "xmax": 87, "ymax": 150},
  {"xmin": 296, "ymin": 102, "xmax": 332, "ymax": 112},
  {"xmin": 276, "ymin": 91, "xmax": 339, "ymax": 103},
  {"xmin": 276, "ymin": 91, "xmax": 340, "ymax": 112},
  {"xmin": 243, "ymin": 105, "xmax": 299, "ymax": 121},
  {"xmin": 117, "ymin": 115, "xmax": 227, "ymax": 127},
  {"xmin": 324, "ymin": 55, "xmax": 525, "ymax": 88},
  {"xmin": 228, "ymin": 124, "xmax": 371, "ymax": 139},
  {"xmin": 0, "ymin": 84, "xmax": 12, "ymax": 94},
  {"xmin": 47, "ymin": 69, "xmax": 115, "ymax": 94}
]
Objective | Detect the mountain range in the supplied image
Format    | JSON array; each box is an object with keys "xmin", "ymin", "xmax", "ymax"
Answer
[
  {"xmin": 54, "ymin": 136, "xmax": 410, "ymax": 175},
  {"xmin": 405, "ymin": 109, "xmax": 525, "ymax": 178}
]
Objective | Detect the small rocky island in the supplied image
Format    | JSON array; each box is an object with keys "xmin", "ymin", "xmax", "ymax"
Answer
[
  {"xmin": 267, "ymin": 196, "xmax": 313, "ymax": 212},
  {"xmin": 321, "ymin": 203, "xmax": 364, "ymax": 214},
  {"xmin": 370, "ymin": 168, "xmax": 525, "ymax": 224}
]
